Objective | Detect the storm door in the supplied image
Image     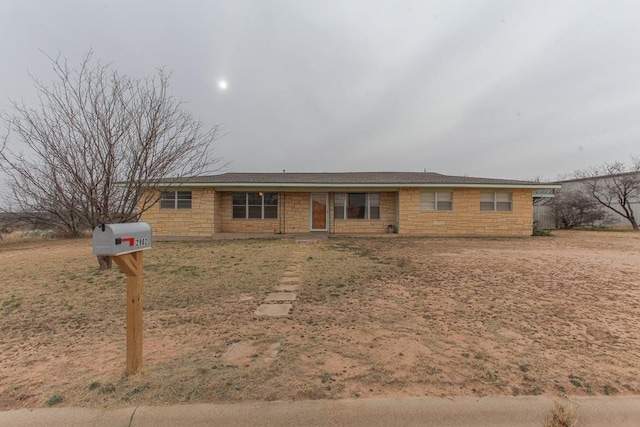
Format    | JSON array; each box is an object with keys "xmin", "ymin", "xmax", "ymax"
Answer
[{"xmin": 310, "ymin": 193, "xmax": 328, "ymax": 231}]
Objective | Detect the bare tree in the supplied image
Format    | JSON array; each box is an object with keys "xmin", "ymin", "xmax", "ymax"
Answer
[
  {"xmin": 574, "ymin": 158, "xmax": 640, "ymax": 231},
  {"xmin": 1, "ymin": 51, "xmax": 223, "ymax": 267},
  {"xmin": 549, "ymin": 190, "xmax": 608, "ymax": 229}
]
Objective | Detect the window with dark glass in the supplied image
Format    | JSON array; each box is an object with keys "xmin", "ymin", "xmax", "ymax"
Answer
[
  {"xmin": 232, "ymin": 192, "xmax": 278, "ymax": 219},
  {"xmin": 160, "ymin": 190, "xmax": 192, "ymax": 209},
  {"xmin": 334, "ymin": 193, "xmax": 380, "ymax": 220}
]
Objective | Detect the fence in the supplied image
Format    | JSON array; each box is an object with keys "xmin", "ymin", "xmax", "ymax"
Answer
[{"xmin": 533, "ymin": 204, "xmax": 556, "ymax": 229}]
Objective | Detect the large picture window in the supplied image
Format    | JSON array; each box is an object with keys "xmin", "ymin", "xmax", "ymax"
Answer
[
  {"xmin": 232, "ymin": 192, "xmax": 278, "ymax": 219},
  {"xmin": 334, "ymin": 193, "xmax": 380, "ymax": 220},
  {"xmin": 420, "ymin": 190, "xmax": 453, "ymax": 211},
  {"xmin": 480, "ymin": 191, "xmax": 512, "ymax": 211},
  {"xmin": 160, "ymin": 191, "xmax": 192, "ymax": 209}
]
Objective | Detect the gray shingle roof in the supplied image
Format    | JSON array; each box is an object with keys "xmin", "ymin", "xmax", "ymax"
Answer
[{"xmin": 168, "ymin": 172, "xmax": 557, "ymax": 188}]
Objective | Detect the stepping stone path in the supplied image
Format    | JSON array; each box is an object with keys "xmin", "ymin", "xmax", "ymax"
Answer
[
  {"xmin": 254, "ymin": 239, "xmax": 312, "ymax": 317},
  {"xmin": 254, "ymin": 303, "xmax": 292, "ymax": 317},
  {"xmin": 221, "ymin": 341, "xmax": 282, "ymax": 365},
  {"xmin": 224, "ymin": 239, "xmax": 314, "ymax": 367}
]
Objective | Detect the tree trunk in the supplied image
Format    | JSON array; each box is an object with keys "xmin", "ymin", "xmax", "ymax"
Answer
[{"xmin": 97, "ymin": 255, "xmax": 112, "ymax": 270}]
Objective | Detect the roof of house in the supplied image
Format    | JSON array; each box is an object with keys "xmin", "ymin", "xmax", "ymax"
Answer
[
  {"xmin": 160, "ymin": 172, "xmax": 560, "ymax": 189},
  {"xmin": 554, "ymin": 171, "xmax": 639, "ymax": 184}
]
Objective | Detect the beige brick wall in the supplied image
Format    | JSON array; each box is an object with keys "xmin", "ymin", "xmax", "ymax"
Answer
[
  {"xmin": 219, "ymin": 192, "xmax": 281, "ymax": 233},
  {"xmin": 281, "ymin": 192, "xmax": 310, "ymax": 233},
  {"xmin": 220, "ymin": 191, "xmax": 396, "ymax": 234},
  {"xmin": 397, "ymin": 188, "xmax": 533, "ymax": 236},
  {"xmin": 212, "ymin": 191, "xmax": 222, "ymax": 233},
  {"xmin": 332, "ymin": 192, "xmax": 397, "ymax": 234},
  {"xmin": 140, "ymin": 188, "xmax": 215, "ymax": 237},
  {"xmin": 142, "ymin": 187, "xmax": 533, "ymax": 237}
]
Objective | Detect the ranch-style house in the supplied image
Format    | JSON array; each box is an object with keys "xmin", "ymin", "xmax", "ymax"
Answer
[{"xmin": 140, "ymin": 172, "xmax": 559, "ymax": 237}]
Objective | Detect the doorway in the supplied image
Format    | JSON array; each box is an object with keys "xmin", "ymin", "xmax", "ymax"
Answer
[{"xmin": 310, "ymin": 193, "xmax": 328, "ymax": 231}]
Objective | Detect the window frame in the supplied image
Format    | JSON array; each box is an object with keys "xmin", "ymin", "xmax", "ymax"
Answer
[
  {"xmin": 420, "ymin": 190, "xmax": 453, "ymax": 212},
  {"xmin": 480, "ymin": 191, "xmax": 512, "ymax": 212},
  {"xmin": 232, "ymin": 192, "xmax": 279, "ymax": 219},
  {"xmin": 334, "ymin": 193, "xmax": 380, "ymax": 220},
  {"xmin": 160, "ymin": 190, "xmax": 192, "ymax": 209}
]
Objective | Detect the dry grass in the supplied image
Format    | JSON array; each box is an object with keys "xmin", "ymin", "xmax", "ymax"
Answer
[
  {"xmin": 1, "ymin": 230, "xmax": 639, "ymax": 409},
  {"xmin": 544, "ymin": 401, "xmax": 578, "ymax": 427}
]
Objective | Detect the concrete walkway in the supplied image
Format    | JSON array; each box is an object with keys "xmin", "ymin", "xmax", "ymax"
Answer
[{"xmin": 2, "ymin": 396, "xmax": 639, "ymax": 426}]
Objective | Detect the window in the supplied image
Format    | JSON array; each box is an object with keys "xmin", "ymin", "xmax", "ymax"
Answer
[
  {"xmin": 160, "ymin": 191, "xmax": 192, "ymax": 209},
  {"xmin": 420, "ymin": 190, "xmax": 453, "ymax": 211},
  {"xmin": 334, "ymin": 193, "xmax": 380, "ymax": 220},
  {"xmin": 232, "ymin": 192, "xmax": 278, "ymax": 219},
  {"xmin": 480, "ymin": 191, "xmax": 512, "ymax": 211}
]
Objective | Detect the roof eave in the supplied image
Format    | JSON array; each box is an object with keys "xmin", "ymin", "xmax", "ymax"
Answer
[{"xmin": 152, "ymin": 182, "xmax": 562, "ymax": 190}]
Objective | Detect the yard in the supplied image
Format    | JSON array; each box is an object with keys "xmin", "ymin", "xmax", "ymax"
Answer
[{"xmin": 1, "ymin": 230, "xmax": 639, "ymax": 409}]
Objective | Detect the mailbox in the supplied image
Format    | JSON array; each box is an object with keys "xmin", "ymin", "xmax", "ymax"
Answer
[{"xmin": 92, "ymin": 222, "xmax": 152, "ymax": 256}]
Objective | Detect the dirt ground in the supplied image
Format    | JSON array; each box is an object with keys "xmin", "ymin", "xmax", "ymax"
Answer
[{"xmin": 1, "ymin": 230, "xmax": 639, "ymax": 409}]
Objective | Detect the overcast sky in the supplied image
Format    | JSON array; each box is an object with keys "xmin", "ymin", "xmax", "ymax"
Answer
[{"xmin": 1, "ymin": 0, "xmax": 640, "ymax": 180}]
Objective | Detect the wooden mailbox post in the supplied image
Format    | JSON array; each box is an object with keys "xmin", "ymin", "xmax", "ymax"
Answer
[{"xmin": 93, "ymin": 223, "xmax": 152, "ymax": 375}]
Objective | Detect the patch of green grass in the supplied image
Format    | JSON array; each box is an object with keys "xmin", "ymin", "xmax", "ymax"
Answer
[
  {"xmin": 532, "ymin": 228, "xmax": 553, "ymax": 236},
  {"xmin": 512, "ymin": 386, "xmax": 543, "ymax": 396},
  {"xmin": 47, "ymin": 394, "xmax": 64, "ymax": 407},
  {"xmin": 124, "ymin": 383, "xmax": 150, "ymax": 400},
  {"xmin": 523, "ymin": 387, "xmax": 543, "ymax": 395},
  {"xmin": 89, "ymin": 381, "xmax": 101, "ymax": 390},
  {"xmin": 100, "ymin": 383, "xmax": 116, "ymax": 394},
  {"xmin": 483, "ymin": 370, "xmax": 507, "ymax": 388},
  {"xmin": 568, "ymin": 374, "xmax": 584, "ymax": 388},
  {"xmin": 603, "ymin": 384, "xmax": 618, "ymax": 395},
  {"xmin": 568, "ymin": 374, "xmax": 593, "ymax": 394}
]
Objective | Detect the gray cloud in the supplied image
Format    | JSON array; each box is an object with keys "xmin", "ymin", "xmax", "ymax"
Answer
[{"xmin": 2, "ymin": 0, "xmax": 640, "ymax": 180}]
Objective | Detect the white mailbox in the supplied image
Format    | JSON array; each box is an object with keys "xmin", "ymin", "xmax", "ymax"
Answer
[{"xmin": 92, "ymin": 222, "xmax": 152, "ymax": 256}]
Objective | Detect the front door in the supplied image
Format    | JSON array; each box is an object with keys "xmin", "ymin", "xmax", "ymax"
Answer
[{"xmin": 310, "ymin": 193, "xmax": 328, "ymax": 231}]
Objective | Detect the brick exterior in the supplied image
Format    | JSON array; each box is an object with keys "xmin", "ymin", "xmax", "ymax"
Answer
[
  {"xmin": 140, "ymin": 188, "xmax": 215, "ymax": 237},
  {"xmin": 397, "ymin": 188, "xmax": 533, "ymax": 236},
  {"xmin": 331, "ymin": 192, "xmax": 397, "ymax": 234},
  {"xmin": 141, "ymin": 187, "xmax": 534, "ymax": 237},
  {"xmin": 219, "ymin": 192, "xmax": 281, "ymax": 233}
]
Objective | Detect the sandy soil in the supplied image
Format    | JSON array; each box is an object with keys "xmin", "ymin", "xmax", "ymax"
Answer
[{"xmin": 0, "ymin": 230, "xmax": 639, "ymax": 409}]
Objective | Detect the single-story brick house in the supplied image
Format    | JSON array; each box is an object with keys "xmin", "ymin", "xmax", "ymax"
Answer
[{"xmin": 140, "ymin": 172, "xmax": 560, "ymax": 237}]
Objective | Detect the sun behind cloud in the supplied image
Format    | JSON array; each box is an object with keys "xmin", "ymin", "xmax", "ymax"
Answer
[{"xmin": 218, "ymin": 79, "xmax": 228, "ymax": 90}]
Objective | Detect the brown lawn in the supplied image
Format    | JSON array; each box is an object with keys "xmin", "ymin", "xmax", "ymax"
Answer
[{"xmin": 0, "ymin": 230, "xmax": 639, "ymax": 409}]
